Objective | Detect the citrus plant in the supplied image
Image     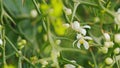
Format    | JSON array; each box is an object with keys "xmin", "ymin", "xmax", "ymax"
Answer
[{"xmin": 0, "ymin": 0, "xmax": 120, "ymax": 68}]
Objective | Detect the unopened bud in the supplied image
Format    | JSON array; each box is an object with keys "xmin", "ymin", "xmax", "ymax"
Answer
[
  {"xmin": 114, "ymin": 34, "xmax": 120, "ymax": 43},
  {"xmin": 63, "ymin": 23, "xmax": 70, "ymax": 28},
  {"xmin": 104, "ymin": 41, "xmax": 114, "ymax": 48},
  {"xmin": 101, "ymin": 47, "xmax": 108, "ymax": 54},
  {"xmin": 30, "ymin": 9, "xmax": 38, "ymax": 18},
  {"xmin": 114, "ymin": 48, "xmax": 120, "ymax": 54},
  {"xmin": 64, "ymin": 8, "xmax": 72, "ymax": 15},
  {"xmin": 0, "ymin": 39, "xmax": 3, "ymax": 45},
  {"xmin": 103, "ymin": 33, "xmax": 110, "ymax": 41},
  {"xmin": 105, "ymin": 57, "xmax": 113, "ymax": 65}
]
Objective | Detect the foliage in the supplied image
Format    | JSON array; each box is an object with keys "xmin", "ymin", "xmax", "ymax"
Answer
[{"xmin": 0, "ymin": 0, "xmax": 120, "ymax": 68}]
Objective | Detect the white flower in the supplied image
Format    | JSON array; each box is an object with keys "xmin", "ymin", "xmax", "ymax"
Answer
[
  {"xmin": 114, "ymin": 14, "xmax": 120, "ymax": 24},
  {"xmin": 64, "ymin": 64, "xmax": 75, "ymax": 68},
  {"xmin": 64, "ymin": 60, "xmax": 76, "ymax": 68},
  {"xmin": 114, "ymin": 48, "xmax": 120, "ymax": 54},
  {"xmin": 114, "ymin": 34, "xmax": 120, "ymax": 43},
  {"xmin": 104, "ymin": 41, "xmax": 114, "ymax": 48},
  {"xmin": 63, "ymin": 23, "xmax": 70, "ymax": 28},
  {"xmin": 64, "ymin": 8, "xmax": 72, "ymax": 15},
  {"xmin": 101, "ymin": 47, "xmax": 108, "ymax": 54},
  {"xmin": 0, "ymin": 39, "xmax": 3, "ymax": 45},
  {"xmin": 117, "ymin": 8, "xmax": 120, "ymax": 13},
  {"xmin": 114, "ymin": 8, "xmax": 120, "ymax": 25},
  {"xmin": 103, "ymin": 33, "xmax": 110, "ymax": 41},
  {"xmin": 71, "ymin": 21, "xmax": 91, "ymax": 35},
  {"xmin": 30, "ymin": 9, "xmax": 38, "ymax": 18},
  {"xmin": 73, "ymin": 34, "xmax": 92, "ymax": 49},
  {"xmin": 71, "ymin": 21, "xmax": 80, "ymax": 31},
  {"xmin": 105, "ymin": 57, "xmax": 113, "ymax": 65}
]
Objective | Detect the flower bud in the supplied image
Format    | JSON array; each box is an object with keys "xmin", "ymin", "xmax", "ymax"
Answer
[
  {"xmin": 94, "ymin": 17, "xmax": 100, "ymax": 23},
  {"xmin": 64, "ymin": 60, "xmax": 76, "ymax": 68},
  {"xmin": 41, "ymin": 60, "xmax": 48, "ymax": 67},
  {"xmin": 0, "ymin": 39, "xmax": 3, "ymax": 45},
  {"xmin": 64, "ymin": 64, "xmax": 75, "ymax": 68},
  {"xmin": 114, "ymin": 8, "xmax": 120, "ymax": 24},
  {"xmin": 105, "ymin": 57, "xmax": 113, "ymax": 65},
  {"xmin": 114, "ymin": 34, "xmax": 120, "ymax": 43},
  {"xmin": 56, "ymin": 40, "xmax": 61, "ymax": 45},
  {"xmin": 30, "ymin": 9, "xmax": 38, "ymax": 18},
  {"xmin": 71, "ymin": 21, "xmax": 80, "ymax": 31},
  {"xmin": 117, "ymin": 8, "xmax": 120, "ymax": 13},
  {"xmin": 114, "ymin": 14, "xmax": 120, "ymax": 24},
  {"xmin": 18, "ymin": 39, "xmax": 27, "ymax": 50},
  {"xmin": 101, "ymin": 47, "xmax": 108, "ymax": 54},
  {"xmin": 114, "ymin": 48, "xmax": 120, "ymax": 54},
  {"xmin": 64, "ymin": 8, "xmax": 72, "ymax": 15},
  {"xmin": 103, "ymin": 33, "xmax": 110, "ymax": 41},
  {"xmin": 30, "ymin": 56, "xmax": 38, "ymax": 64},
  {"xmin": 63, "ymin": 23, "xmax": 70, "ymax": 28},
  {"xmin": 104, "ymin": 41, "xmax": 114, "ymax": 48}
]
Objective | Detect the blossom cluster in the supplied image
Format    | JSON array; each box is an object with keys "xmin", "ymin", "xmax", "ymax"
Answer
[{"xmin": 64, "ymin": 21, "xmax": 92, "ymax": 49}]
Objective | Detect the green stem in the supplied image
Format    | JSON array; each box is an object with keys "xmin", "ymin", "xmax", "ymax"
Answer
[
  {"xmin": 61, "ymin": 57, "xmax": 80, "ymax": 67},
  {"xmin": 98, "ymin": 0, "xmax": 115, "ymax": 17},
  {"xmin": 90, "ymin": 49, "xmax": 98, "ymax": 68},
  {"xmin": 70, "ymin": 2, "xmax": 80, "ymax": 23},
  {"xmin": 1, "ymin": 0, "xmax": 7, "ymax": 66},
  {"xmin": 61, "ymin": 48, "xmax": 86, "ymax": 54},
  {"xmin": 80, "ymin": 1, "xmax": 98, "ymax": 8},
  {"xmin": 6, "ymin": 52, "xmax": 16, "ymax": 59},
  {"xmin": 46, "ymin": 17, "xmax": 60, "ymax": 68},
  {"xmin": 3, "ymin": 29, "xmax": 6, "ymax": 66},
  {"xmin": 32, "ymin": 0, "xmax": 41, "ymax": 15},
  {"xmin": 18, "ymin": 57, "xmax": 22, "ymax": 68},
  {"xmin": 5, "ymin": 36, "xmax": 36, "ymax": 68}
]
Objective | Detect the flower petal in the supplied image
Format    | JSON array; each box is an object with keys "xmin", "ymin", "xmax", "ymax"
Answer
[
  {"xmin": 83, "ymin": 25, "xmax": 91, "ymax": 29},
  {"xmin": 71, "ymin": 21, "xmax": 80, "ymax": 31},
  {"xmin": 117, "ymin": 8, "xmax": 120, "ymax": 13},
  {"xmin": 84, "ymin": 36, "xmax": 92, "ymax": 40},
  {"xmin": 79, "ymin": 28, "xmax": 86, "ymax": 35},
  {"xmin": 76, "ymin": 34, "xmax": 82, "ymax": 39},
  {"xmin": 83, "ymin": 41, "xmax": 89, "ymax": 49},
  {"xmin": 103, "ymin": 33, "xmax": 110, "ymax": 41},
  {"xmin": 77, "ymin": 42, "xmax": 81, "ymax": 48},
  {"xmin": 0, "ymin": 39, "xmax": 3, "ymax": 45}
]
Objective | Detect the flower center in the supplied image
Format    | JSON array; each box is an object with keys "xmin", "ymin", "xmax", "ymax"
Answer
[{"xmin": 79, "ymin": 39, "xmax": 84, "ymax": 44}]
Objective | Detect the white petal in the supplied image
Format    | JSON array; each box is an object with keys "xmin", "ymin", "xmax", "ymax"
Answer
[
  {"xmin": 76, "ymin": 34, "xmax": 82, "ymax": 39},
  {"xmin": 114, "ymin": 14, "xmax": 120, "ymax": 24},
  {"xmin": 77, "ymin": 42, "xmax": 81, "ymax": 48},
  {"xmin": 83, "ymin": 25, "xmax": 91, "ymax": 29},
  {"xmin": 84, "ymin": 36, "xmax": 92, "ymax": 40},
  {"xmin": 117, "ymin": 8, "xmax": 120, "ymax": 13},
  {"xmin": 83, "ymin": 41, "xmax": 89, "ymax": 49},
  {"xmin": 0, "ymin": 39, "xmax": 3, "ymax": 45},
  {"xmin": 103, "ymin": 33, "xmax": 110, "ymax": 41},
  {"xmin": 63, "ymin": 23, "xmax": 70, "ymax": 28},
  {"xmin": 65, "ymin": 8, "xmax": 72, "ymax": 15},
  {"xmin": 64, "ymin": 64, "xmax": 76, "ymax": 68},
  {"xmin": 30, "ymin": 9, "xmax": 38, "ymax": 18},
  {"xmin": 79, "ymin": 28, "xmax": 86, "ymax": 35},
  {"xmin": 71, "ymin": 21, "xmax": 80, "ymax": 31}
]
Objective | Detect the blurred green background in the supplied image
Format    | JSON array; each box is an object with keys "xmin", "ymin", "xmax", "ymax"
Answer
[{"xmin": 0, "ymin": 0, "xmax": 120, "ymax": 68}]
